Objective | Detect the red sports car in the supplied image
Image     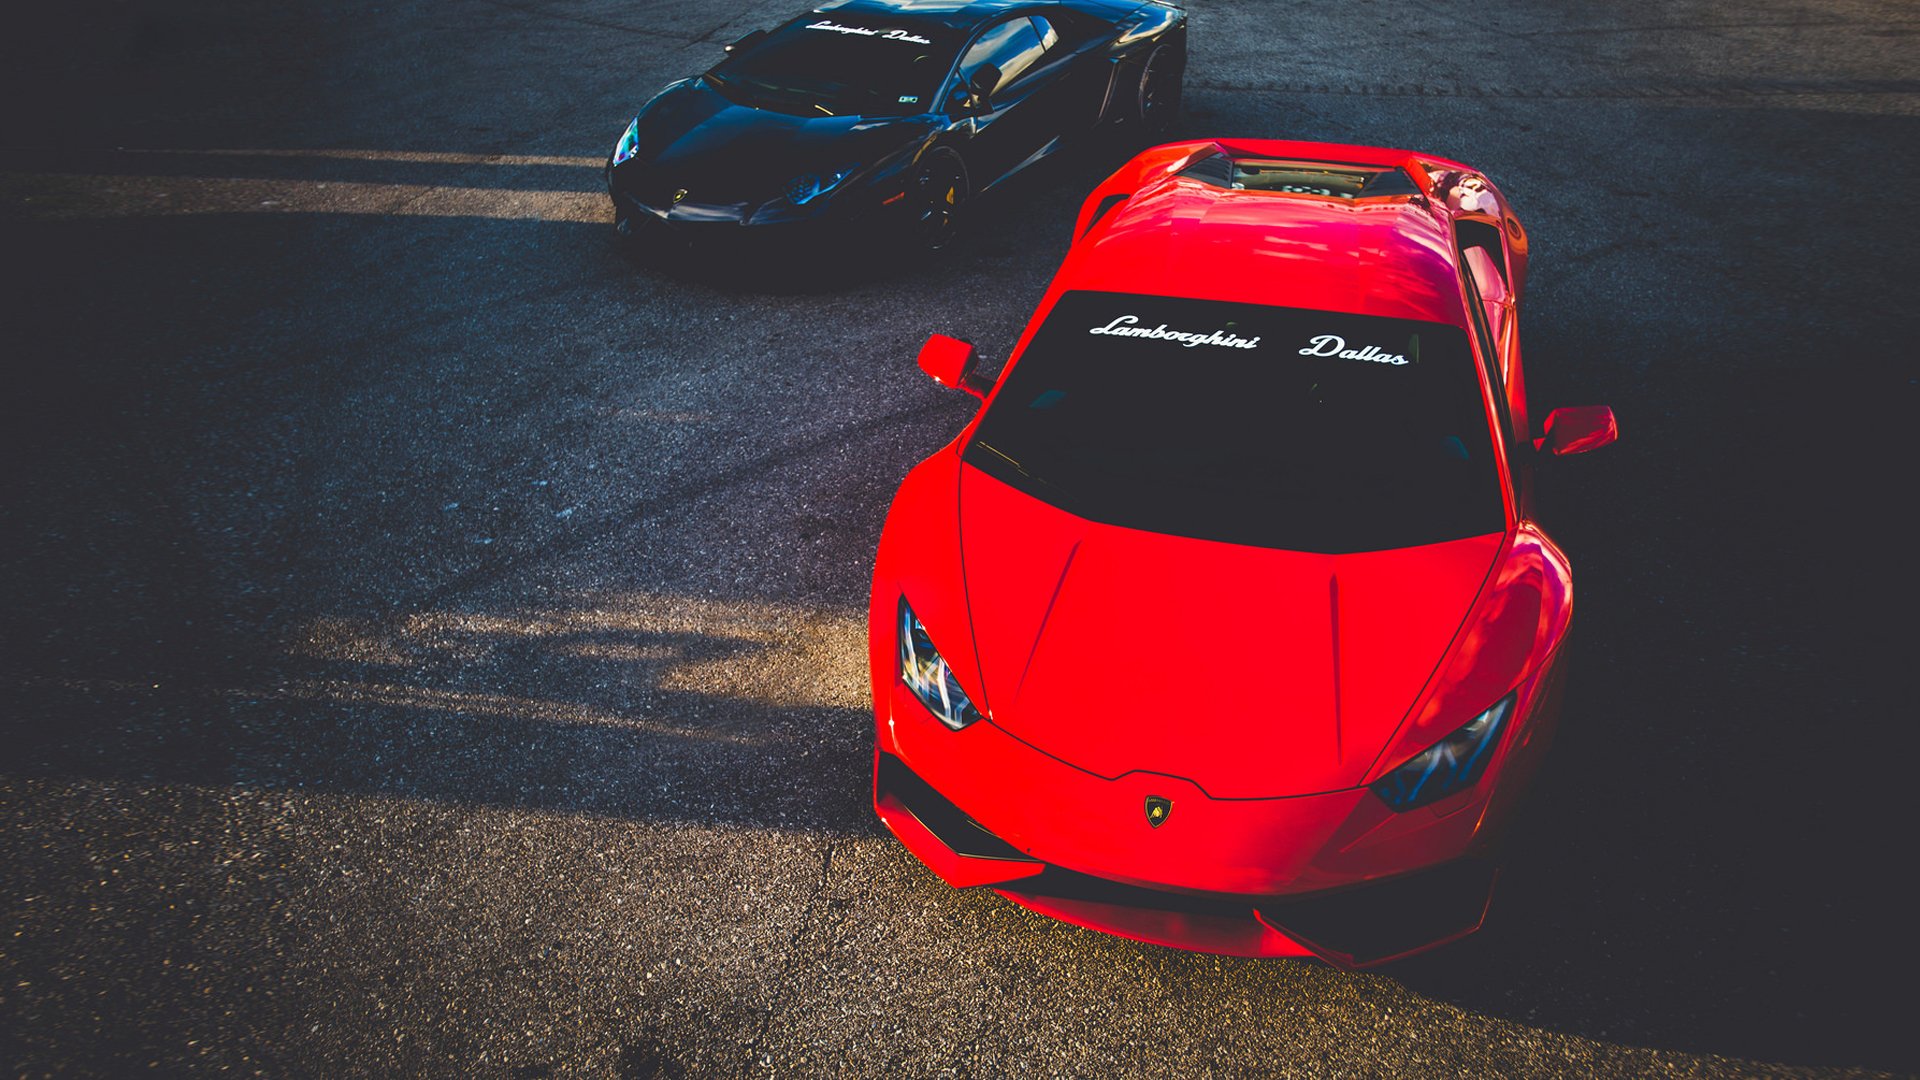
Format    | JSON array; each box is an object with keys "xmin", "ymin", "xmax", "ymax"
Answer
[{"xmin": 869, "ymin": 139, "xmax": 1619, "ymax": 967}]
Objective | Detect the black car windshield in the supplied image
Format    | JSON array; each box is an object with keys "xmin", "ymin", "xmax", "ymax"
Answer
[
  {"xmin": 964, "ymin": 291, "xmax": 1507, "ymax": 553},
  {"xmin": 707, "ymin": 15, "xmax": 962, "ymax": 117}
]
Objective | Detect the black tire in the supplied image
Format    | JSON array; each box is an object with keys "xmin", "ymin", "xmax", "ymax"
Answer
[
  {"xmin": 1137, "ymin": 44, "xmax": 1184, "ymax": 136},
  {"xmin": 906, "ymin": 154, "xmax": 968, "ymax": 255}
]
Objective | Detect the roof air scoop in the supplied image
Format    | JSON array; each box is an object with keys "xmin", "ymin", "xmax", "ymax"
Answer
[{"xmin": 1176, "ymin": 150, "xmax": 1425, "ymax": 201}]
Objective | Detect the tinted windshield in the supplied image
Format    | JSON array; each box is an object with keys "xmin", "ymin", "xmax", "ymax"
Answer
[
  {"xmin": 964, "ymin": 291, "xmax": 1506, "ymax": 553},
  {"xmin": 708, "ymin": 15, "xmax": 961, "ymax": 117}
]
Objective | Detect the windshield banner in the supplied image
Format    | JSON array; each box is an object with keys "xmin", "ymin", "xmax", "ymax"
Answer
[
  {"xmin": 1089, "ymin": 315, "xmax": 1261, "ymax": 350},
  {"xmin": 804, "ymin": 20, "xmax": 934, "ymax": 45}
]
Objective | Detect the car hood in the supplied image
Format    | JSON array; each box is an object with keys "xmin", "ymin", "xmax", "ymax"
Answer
[
  {"xmin": 625, "ymin": 79, "xmax": 934, "ymax": 204},
  {"xmin": 958, "ymin": 466, "xmax": 1506, "ymax": 799}
]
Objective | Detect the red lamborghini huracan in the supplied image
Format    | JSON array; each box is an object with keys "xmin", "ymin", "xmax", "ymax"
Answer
[{"xmin": 869, "ymin": 139, "xmax": 1618, "ymax": 967}]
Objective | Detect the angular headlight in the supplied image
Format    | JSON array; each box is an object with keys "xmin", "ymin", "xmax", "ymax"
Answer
[
  {"xmin": 780, "ymin": 165, "xmax": 856, "ymax": 206},
  {"xmin": 1371, "ymin": 694, "xmax": 1515, "ymax": 811},
  {"xmin": 611, "ymin": 118, "xmax": 641, "ymax": 166},
  {"xmin": 898, "ymin": 598, "xmax": 983, "ymax": 731}
]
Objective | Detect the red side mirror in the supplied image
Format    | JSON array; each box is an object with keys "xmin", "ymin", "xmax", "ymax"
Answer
[
  {"xmin": 917, "ymin": 334, "xmax": 983, "ymax": 400},
  {"xmin": 1537, "ymin": 405, "xmax": 1619, "ymax": 456}
]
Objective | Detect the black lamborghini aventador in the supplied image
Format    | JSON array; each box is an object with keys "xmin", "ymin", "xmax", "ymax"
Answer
[{"xmin": 606, "ymin": 0, "xmax": 1186, "ymax": 256}]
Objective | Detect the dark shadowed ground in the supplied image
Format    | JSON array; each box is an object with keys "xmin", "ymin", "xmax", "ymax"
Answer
[{"xmin": 3, "ymin": 0, "xmax": 1916, "ymax": 1075}]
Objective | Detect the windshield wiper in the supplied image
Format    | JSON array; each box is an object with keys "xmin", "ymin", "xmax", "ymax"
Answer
[
  {"xmin": 972, "ymin": 441, "xmax": 1027, "ymax": 475},
  {"xmin": 974, "ymin": 441, "xmax": 1068, "ymax": 497}
]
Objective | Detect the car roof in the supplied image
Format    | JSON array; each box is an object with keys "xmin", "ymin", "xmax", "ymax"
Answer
[
  {"xmin": 811, "ymin": 0, "xmax": 1143, "ymax": 32},
  {"xmin": 1059, "ymin": 140, "xmax": 1473, "ymax": 329}
]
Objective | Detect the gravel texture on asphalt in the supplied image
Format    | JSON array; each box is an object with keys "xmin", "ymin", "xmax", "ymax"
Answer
[{"xmin": 3, "ymin": 0, "xmax": 1916, "ymax": 1075}]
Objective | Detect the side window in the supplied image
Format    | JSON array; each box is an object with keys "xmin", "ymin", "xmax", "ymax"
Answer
[
  {"xmin": 1457, "ymin": 220, "xmax": 1513, "ymax": 382},
  {"xmin": 959, "ymin": 17, "xmax": 1047, "ymax": 95},
  {"xmin": 1460, "ymin": 260, "xmax": 1505, "ymax": 391},
  {"xmin": 1460, "ymin": 250, "xmax": 1520, "ymax": 484},
  {"xmin": 1040, "ymin": 8, "xmax": 1105, "ymax": 45},
  {"xmin": 1462, "ymin": 247, "xmax": 1509, "ymax": 305},
  {"xmin": 1029, "ymin": 14, "xmax": 1061, "ymax": 52},
  {"xmin": 1455, "ymin": 220, "xmax": 1507, "ymax": 286}
]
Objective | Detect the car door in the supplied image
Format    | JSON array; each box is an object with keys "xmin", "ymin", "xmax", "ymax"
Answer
[
  {"xmin": 951, "ymin": 16, "xmax": 1064, "ymax": 188},
  {"xmin": 1031, "ymin": 10, "xmax": 1124, "ymax": 128}
]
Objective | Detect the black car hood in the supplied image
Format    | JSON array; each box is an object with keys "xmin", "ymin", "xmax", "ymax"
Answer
[{"xmin": 625, "ymin": 79, "xmax": 937, "ymax": 204}]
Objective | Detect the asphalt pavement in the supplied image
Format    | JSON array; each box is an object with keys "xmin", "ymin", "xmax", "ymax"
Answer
[{"xmin": 3, "ymin": 0, "xmax": 1917, "ymax": 1075}]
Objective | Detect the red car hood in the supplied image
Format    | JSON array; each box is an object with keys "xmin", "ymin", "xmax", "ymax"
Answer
[{"xmin": 958, "ymin": 467, "xmax": 1505, "ymax": 799}]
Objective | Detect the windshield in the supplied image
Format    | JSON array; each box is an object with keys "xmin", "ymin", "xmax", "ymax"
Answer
[
  {"xmin": 964, "ymin": 291, "xmax": 1506, "ymax": 553},
  {"xmin": 708, "ymin": 15, "xmax": 961, "ymax": 117}
]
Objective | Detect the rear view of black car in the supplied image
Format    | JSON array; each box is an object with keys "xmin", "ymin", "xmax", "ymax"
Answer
[{"xmin": 606, "ymin": 0, "xmax": 1186, "ymax": 259}]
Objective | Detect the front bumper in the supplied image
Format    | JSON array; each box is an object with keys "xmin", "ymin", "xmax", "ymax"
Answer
[
  {"xmin": 873, "ymin": 659, "xmax": 1563, "ymax": 967},
  {"xmin": 607, "ymin": 169, "xmax": 901, "ymax": 257}
]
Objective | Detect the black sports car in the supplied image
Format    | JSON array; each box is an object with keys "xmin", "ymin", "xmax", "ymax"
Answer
[{"xmin": 606, "ymin": 0, "xmax": 1186, "ymax": 256}]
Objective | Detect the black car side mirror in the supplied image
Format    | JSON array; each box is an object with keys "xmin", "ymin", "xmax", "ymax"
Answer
[
  {"xmin": 723, "ymin": 29, "xmax": 765, "ymax": 54},
  {"xmin": 965, "ymin": 65, "xmax": 1000, "ymax": 110}
]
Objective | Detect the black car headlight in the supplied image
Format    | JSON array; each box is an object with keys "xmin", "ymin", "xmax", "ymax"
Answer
[
  {"xmin": 898, "ymin": 598, "xmax": 983, "ymax": 731},
  {"xmin": 1371, "ymin": 694, "xmax": 1515, "ymax": 811},
  {"xmin": 611, "ymin": 118, "xmax": 640, "ymax": 166}
]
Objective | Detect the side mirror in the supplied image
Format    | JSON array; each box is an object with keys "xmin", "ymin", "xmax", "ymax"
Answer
[
  {"xmin": 966, "ymin": 65, "xmax": 1000, "ymax": 109},
  {"xmin": 917, "ymin": 334, "xmax": 984, "ymax": 400},
  {"xmin": 1536, "ymin": 405, "xmax": 1618, "ymax": 456},
  {"xmin": 723, "ymin": 29, "xmax": 765, "ymax": 54}
]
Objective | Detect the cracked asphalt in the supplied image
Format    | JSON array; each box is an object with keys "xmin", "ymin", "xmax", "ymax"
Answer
[{"xmin": 3, "ymin": 0, "xmax": 1916, "ymax": 1075}]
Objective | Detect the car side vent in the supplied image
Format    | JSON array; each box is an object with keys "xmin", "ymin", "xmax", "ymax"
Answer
[{"xmin": 1083, "ymin": 192, "xmax": 1131, "ymax": 237}]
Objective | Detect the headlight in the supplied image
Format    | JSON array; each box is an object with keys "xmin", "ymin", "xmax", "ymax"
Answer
[
  {"xmin": 780, "ymin": 165, "xmax": 856, "ymax": 206},
  {"xmin": 611, "ymin": 118, "xmax": 640, "ymax": 166},
  {"xmin": 1371, "ymin": 694, "xmax": 1515, "ymax": 811},
  {"xmin": 898, "ymin": 598, "xmax": 983, "ymax": 731}
]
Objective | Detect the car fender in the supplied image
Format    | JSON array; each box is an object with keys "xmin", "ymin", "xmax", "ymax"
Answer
[
  {"xmin": 870, "ymin": 445, "xmax": 988, "ymax": 725},
  {"xmin": 1365, "ymin": 523, "xmax": 1574, "ymax": 782}
]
